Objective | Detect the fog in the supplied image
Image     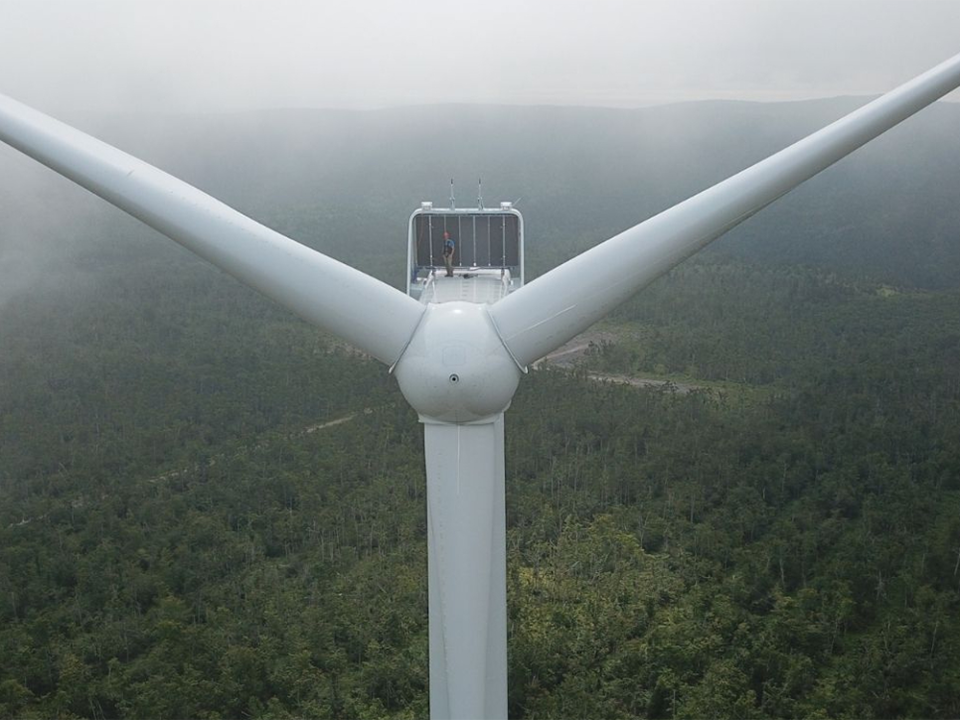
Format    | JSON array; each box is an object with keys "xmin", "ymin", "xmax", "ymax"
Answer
[
  {"xmin": 2, "ymin": 1, "xmax": 959, "ymax": 114},
  {"xmin": 2, "ymin": 1, "xmax": 960, "ymax": 312}
]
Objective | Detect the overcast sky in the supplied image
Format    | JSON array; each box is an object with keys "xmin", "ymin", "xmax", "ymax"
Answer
[{"xmin": 2, "ymin": 1, "xmax": 959, "ymax": 114}]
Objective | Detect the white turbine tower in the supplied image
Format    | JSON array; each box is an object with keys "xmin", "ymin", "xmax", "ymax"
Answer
[{"xmin": 3, "ymin": 52, "xmax": 960, "ymax": 719}]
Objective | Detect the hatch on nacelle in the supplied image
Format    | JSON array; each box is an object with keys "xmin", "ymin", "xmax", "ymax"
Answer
[{"xmin": 407, "ymin": 201, "xmax": 524, "ymax": 304}]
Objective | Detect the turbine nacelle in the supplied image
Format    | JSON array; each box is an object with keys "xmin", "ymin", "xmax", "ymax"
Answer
[{"xmin": 393, "ymin": 301, "xmax": 521, "ymax": 424}]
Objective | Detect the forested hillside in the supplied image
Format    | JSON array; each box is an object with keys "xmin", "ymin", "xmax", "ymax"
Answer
[{"xmin": 1, "ymin": 100, "xmax": 959, "ymax": 718}]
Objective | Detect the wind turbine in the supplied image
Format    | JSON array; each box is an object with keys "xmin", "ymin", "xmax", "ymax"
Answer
[{"xmin": 3, "ymin": 52, "xmax": 960, "ymax": 719}]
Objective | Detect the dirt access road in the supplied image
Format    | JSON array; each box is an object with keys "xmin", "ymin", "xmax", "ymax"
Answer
[{"xmin": 533, "ymin": 330, "xmax": 704, "ymax": 394}]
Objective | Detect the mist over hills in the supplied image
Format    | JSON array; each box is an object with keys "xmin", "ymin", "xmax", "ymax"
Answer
[{"xmin": 2, "ymin": 96, "xmax": 959, "ymax": 300}]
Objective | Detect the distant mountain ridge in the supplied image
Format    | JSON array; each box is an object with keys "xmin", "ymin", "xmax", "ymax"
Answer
[{"xmin": 3, "ymin": 97, "xmax": 959, "ymax": 289}]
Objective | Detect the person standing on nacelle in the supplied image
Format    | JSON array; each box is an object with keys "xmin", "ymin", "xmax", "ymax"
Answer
[{"xmin": 442, "ymin": 231, "xmax": 455, "ymax": 277}]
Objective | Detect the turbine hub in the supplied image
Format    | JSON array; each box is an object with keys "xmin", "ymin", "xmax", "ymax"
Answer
[{"xmin": 393, "ymin": 302, "xmax": 521, "ymax": 424}]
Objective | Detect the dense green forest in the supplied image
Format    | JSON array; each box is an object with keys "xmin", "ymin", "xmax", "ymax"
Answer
[{"xmin": 1, "ymin": 101, "xmax": 959, "ymax": 718}]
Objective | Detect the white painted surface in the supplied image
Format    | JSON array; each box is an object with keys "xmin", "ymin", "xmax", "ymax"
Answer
[
  {"xmin": 417, "ymin": 269, "xmax": 513, "ymax": 305},
  {"xmin": 424, "ymin": 416, "xmax": 508, "ymax": 720},
  {"xmin": 393, "ymin": 301, "xmax": 521, "ymax": 424},
  {"xmin": 488, "ymin": 51, "xmax": 960, "ymax": 367},
  {"xmin": 0, "ymin": 93, "xmax": 424, "ymax": 365}
]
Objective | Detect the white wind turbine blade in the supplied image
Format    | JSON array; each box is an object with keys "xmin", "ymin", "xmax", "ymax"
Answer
[
  {"xmin": 488, "ymin": 52, "xmax": 960, "ymax": 368},
  {"xmin": 0, "ymin": 93, "xmax": 424, "ymax": 366},
  {"xmin": 423, "ymin": 417, "xmax": 508, "ymax": 720}
]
